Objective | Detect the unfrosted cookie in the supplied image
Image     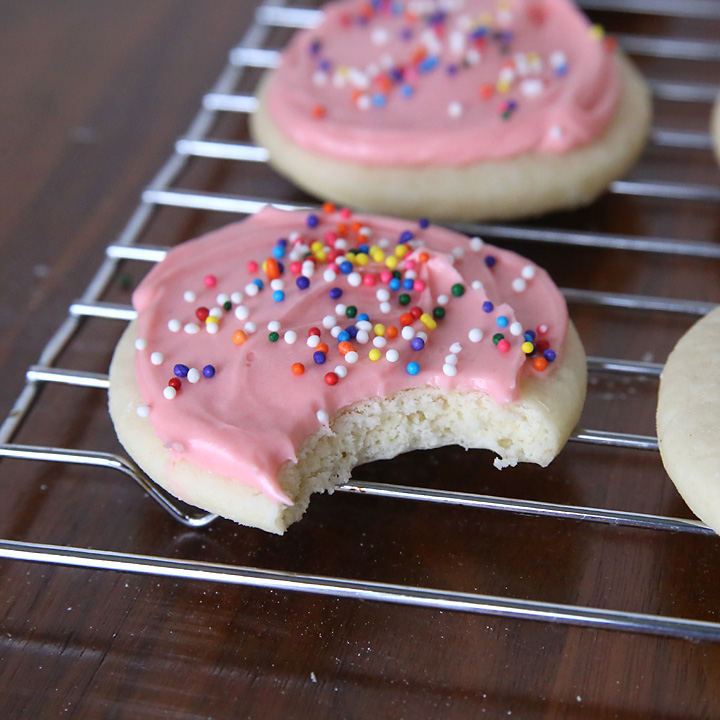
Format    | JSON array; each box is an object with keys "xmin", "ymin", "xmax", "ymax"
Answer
[
  {"xmin": 250, "ymin": 0, "xmax": 651, "ymax": 222},
  {"xmin": 657, "ymin": 306, "xmax": 720, "ymax": 533},
  {"xmin": 109, "ymin": 206, "xmax": 587, "ymax": 533}
]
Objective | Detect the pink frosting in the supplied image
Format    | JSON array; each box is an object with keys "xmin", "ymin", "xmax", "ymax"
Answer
[
  {"xmin": 264, "ymin": 0, "xmax": 621, "ymax": 165},
  {"xmin": 132, "ymin": 207, "xmax": 569, "ymax": 504}
]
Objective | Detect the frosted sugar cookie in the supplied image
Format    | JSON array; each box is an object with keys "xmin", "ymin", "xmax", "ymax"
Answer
[
  {"xmin": 250, "ymin": 0, "xmax": 651, "ymax": 222},
  {"xmin": 657, "ymin": 306, "xmax": 720, "ymax": 533},
  {"xmin": 109, "ymin": 206, "xmax": 587, "ymax": 533}
]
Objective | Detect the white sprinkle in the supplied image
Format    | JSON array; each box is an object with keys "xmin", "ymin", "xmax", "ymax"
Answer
[
  {"xmin": 549, "ymin": 125, "xmax": 564, "ymax": 140},
  {"xmin": 404, "ymin": 269, "xmax": 417, "ymax": 280},
  {"xmin": 355, "ymin": 330, "xmax": 370, "ymax": 344},
  {"xmin": 401, "ymin": 326, "xmax": 415, "ymax": 341},
  {"xmin": 284, "ymin": 330, "xmax": 298, "ymax": 345},
  {"xmin": 135, "ymin": 338, "xmax": 147, "ymax": 351},
  {"xmin": 498, "ymin": 66, "xmax": 515, "ymax": 84},
  {"xmin": 187, "ymin": 368, "xmax": 201, "ymax": 384},
  {"xmin": 235, "ymin": 305, "xmax": 249, "ymax": 321},
  {"xmin": 512, "ymin": 278, "xmax": 527, "ymax": 293},
  {"xmin": 209, "ymin": 307, "xmax": 223, "ymax": 319},
  {"xmin": 334, "ymin": 365, "xmax": 348, "ymax": 379},
  {"xmin": 322, "ymin": 315, "xmax": 337, "ymax": 329},
  {"xmin": 335, "ymin": 238, "xmax": 348, "ymax": 251},
  {"xmin": 416, "ymin": 331, "xmax": 428, "ymax": 343},
  {"xmin": 386, "ymin": 349, "xmax": 399, "ymax": 363},
  {"xmin": 437, "ymin": 294, "xmax": 449, "ymax": 305},
  {"xmin": 445, "ymin": 353, "xmax": 458, "ymax": 365},
  {"xmin": 216, "ymin": 293, "xmax": 230, "ymax": 306},
  {"xmin": 538, "ymin": 323, "xmax": 549, "ymax": 334},
  {"xmin": 468, "ymin": 328, "xmax": 484, "ymax": 343},
  {"xmin": 521, "ymin": 265, "xmax": 536, "ymax": 280},
  {"xmin": 136, "ymin": 405, "xmax": 150, "ymax": 418},
  {"xmin": 307, "ymin": 335, "xmax": 321, "ymax": 348},
  {"xmin": 449, "ymin": 29, "xmax": 466, "ymax": 55},
  {"xmin": 356, "ymin": 320, "xmax": 372, "ymax": 332},
  {"xmin": 452, "ymin": 247, "xmax": 465, "ymax": 260},
  {"xmin": 323, "ymin": 269, "xmax": 337, "ymax": 283},
  {"xmin": 163, "ymin": 386, "xmax": 177, "ymax": 400},
  {"xmin": 317, "ymin": 409, "xmax": 329, "ymax": 424},
  {"xmin": 469, "ymin": 236, "xmax": 485, "ymax": 252},
  {"xmin": 268, "ymin": 320, "xmax": 281, "ymax": 332},
  {"xmin": 471, "ymin": 280, "xmax": 484, "ymax": 291},
  {"xmin": 312, "ymin": 70, "xmax": 328, "ymax": 86},
  {"xmin": 302, "ymin": 261, "xmax": 315, "ymax": 278},
  {"xmin": 520, "ymin": 78, "xmax": 543, "ymax": 97},
  {"xmin": 373, "ymin": 336, "xmax": 387, "ymax": 348},
  {"xmin": 150, "ymin": 352, "xmax": 164, "ymax": 366},
  {"xmin": 378, "ymin": 237, "xmax": 390, "ymax": 249},
  {"xmin": 379, "ymin": 301, "xmax": 392, "ymax": 314},
  {"xmin": 244, "ymin": 283, "xmax": 259, "ymax": 297},
  {"xmin": 270, "ymin": 279, "xmax": 284, "ymax": 291},
  {"xmin": 550, "ymin": 50, "xmax": 567, "ymax": 69},
  {"xmin": 465, "ymin": 48, "xmax": 481, "ymax": 65},
  {"xmin": 330, "ymin": 326, "xmax": 342, "ymax": 338},
  {"xmin": 335, "ymin": 303, "xmax": 347, "ymax": 316},
  {"xmin": 244, "ymin": 321, "xmax": 257, "ymax": 334},
  {"xmin": 450, "ymin": 342, "xmax": 463, "ymax": 354},
  {"xmin": 371, "ymin": 27, "xmax": 389, "ymax": 45},
  {"xmin": 230, "ymin": 291, "xmax": 243, "ymax": 304},
  {"xmin": 206, "ymin": 323, "xmax": 219, "ymax": 335},
  {"xmin": 183, "ymin": 290, "xmax": 196, "ymax": 303},
  {"xmin": 448, "ymin": 101, "xmax": 463, "ymax": 118},
  {"xmin": 510, "ymin": 322, "xmax": 523, "ymax": 336},
  {"xmin": 347, "ymin": 272, "xmax": 362, "ymax": 287},
  {"xmin": 184, "ymin": 323, "xmax": 200, "ymax": 334},
  {"xmin": 167, "ymin": 320, "xmax": 181, "ymax": 333},
  {"xmin": 345, "ymin": 351, "xmax": 359, "ymax": 364},
  {"xmin": 443, "ymin": 363, "xmax": 458, "ymax": 377},
  {"xmin": 356, "ymin": 94, "xmax": 371, "ymax": 111}
]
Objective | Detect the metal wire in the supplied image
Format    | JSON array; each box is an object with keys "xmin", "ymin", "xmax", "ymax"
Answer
[{"xmin": 1, "ymin": 0, "xmax": 719, "ymax": 641}]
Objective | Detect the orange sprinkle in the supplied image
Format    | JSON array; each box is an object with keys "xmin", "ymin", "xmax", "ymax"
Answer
[
  {"xmin": 322, "ymin": 201, "xmax": 336, "ymax": 214},
  {"xmin": 336, "ymin": 222, "xmax": 348, "ymax": 235},
  {"xmin": 533, "ymin": 357, "xmax": 548, "ymax": 372},
  {"xmin": 265, "ymin": 257, "xmax": 280, "ymax": 280},
  {"xmin": 232, "ymin": 330, "xmax": 247, "ymax": 345},
  {"xmin": 479, "ymin": 84, "xmax": 494, "ymax": 100},
  {"xmin": 351, "ymin": 220, "xmax": 363, "ymax": 233},
  {"xmin": 400, "ymin": 313, "xmax": 414, "ymax": 327},
  {"xmin": 411, "ymin": 47, "xmax": 427, "ymax": 65},
  {"xmin": 338, "ymin": 341, "xmax": 355, "ymax": 355},
  {"xmin": 604, "ymin": 36, "xmax": 618, "ymax": 52},
  {"xmin": 291, "ymin": 362, "xmax": 305, "ymax": 375},
  {"xmin": 311, "ymin": 104, "xmax": 326, "ymax": 119},
  {"xmin": 386, "ymin": 325, "xmax": 398, "ymax": 339},
  {"xmin": 316, "ymin": 342, "xmax": 329, "ymax": 354},
  {"xmin": 418, "ymin": 251, "xmax": 430, "ymax": 263}
]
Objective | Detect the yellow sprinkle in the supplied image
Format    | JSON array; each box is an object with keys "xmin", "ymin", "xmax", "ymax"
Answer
[
  {"xmin": 370, "ymin": 246, "xmax": 385, "ymax": 262},
  {"xmin": 205, "ymin": 316, "xmax": 219, "ymax": 325},
  {"xmin": 368, "ymin": 348, "xmax": 381, "ymax": 362},
  {"xmin": 355, "ymin": 253, "xmax": 369, "ymax": 266},
  {"xmin": 589, "ymin": 24, "xmax": 605, "ymax": 40},
  {"xmin": 496, "ymin": 79, "xmax": 511, "ymax": 94},
  {"xmin": 315, "ymin": 250, "xmax": 327, "ymax": 262},
  {"xmin": 394, "ymin": 244, "xmax": 409, "ymax": 258},
  {"xmin": 420, "ymin": 313, "xmax": 437, "ymax": 330},
  {"xmin": 522, "ymin": 341, "xmax": 535, "ymax": 354},
  {"xmin": 373, "ymin": 323, "xmax": 386, "ymax": 336},
  {"xmin": 385, "ymin": 256, "xmax": 398, "ymax": 269},
  {"xmin": 310, "ymin": 240, "xmax": 323, "ymax": 253}
]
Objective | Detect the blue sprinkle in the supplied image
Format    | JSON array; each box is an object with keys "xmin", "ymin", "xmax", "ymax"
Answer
[
  {"xmin": 173, "ymin": 364, "xmax": 189, "ymax": 378},
  {"xmin": 296, "ymin": 276, "xmax": 310, "ymax": 290},
  {"xmin": 389, "ymin": 278, "xmax": 401, "ymax": 291},
  {"xmin": 399, "ymin": 230, "xmax": 414, "ymax": 243},
  {"xmin": 482, "ymin": 301, "xmax": 494, "ymax": 313},
  {"xmin": 337, "ymin": 331, "xmax": 350, "ymax": 343},
  {"xmin": 345, "ymin": 326, "xmax": 358, "ymax": 339},
  {"xmin": 400, "ymin": 83, "xmax": 414, "ymax": 98},
  {"xmin": 406, "ymin": 361, "xmax": 421, "ymax": 376},
  {"xmin": 484, "ymin": 255, "xmax": 497, "ymax": 268},
  {"xmin": 272, "ymin": 290, "xmax": 285, "ymax": 302},
  {"xmin": 253, "ymin": 278, "xmax": 264, "ymax": 289},
  {"xmin": 313, "ymin": 351, "xmax": 326, "ymax": 365},
  {"xmin": 418, "ymin": 218, "xmax": 429, "ymax": 229},
  {"xmin": 524, "ymin": 330, "xmax": 536, "ymax": 341},
  {"xmin": 329, "ymin": 287, "xmax": 343, "ymax": 299},
  {"xmin": 402, "ymin": 278, "xmax": 414, "ymax": 290},
  {"xmin": 411, "ymin": 337, "xmax": 425, "ymax": 351},
  {"xmin": 418, "ymin": 55, "xmax": 439, "ymax": 73},
  {"xmin": 339, "ymin": 260, "xmax": 353, "ymax": 275},
  {"xmin": 358, "ymin": 244, "xmax": 370, "ymax": 254},
  {"xmin": 202, "ymin": 365, "xmax": 216, "ymax": 378},
  {"xmin": 497, "ymin": 315, "xmax": 509, "ymax": 328},
  {"xmin": 372, "ymin": 93, "xmax": 387, "ymax": 107},
  {"xmin": 544, "ymin": 349, "xmax": 556, "ymax": 362},
  {"xmin": 358, "ymin": 313, "xmax": 370, "ymax": 322},
  {"xmin": 306, "ymin": 213, "xmax": 319, "ymax": 228}
]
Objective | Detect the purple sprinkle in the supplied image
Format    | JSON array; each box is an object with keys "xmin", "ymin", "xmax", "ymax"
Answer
[
  {"xmin": 202, "ymin": 365, "xmax": 216, "ymax": 378},
  {"xmin": 173, "ymin": 364, "xmax": 189, "ymax": 378}
]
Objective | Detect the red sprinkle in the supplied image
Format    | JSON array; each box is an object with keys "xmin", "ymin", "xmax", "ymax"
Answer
[
  {"xmin": 410, "ymin": 306, "xmax": 423, "ymax": 320},
  {"xmin": 195, "ymin": 307, "xmax": 209, "ymax": 322},
  {"xmin": 308, "ymin": 327, "xmax": 321, "ymax": 337},
  {"xmin": 204, "ymin": 275, "xmax": 217, "ymax": 288},
  {"xmin": 168, "ymin": 377, "xmax": 181, "ymax": 390},
  {"xmin": 247, "ymin": 260, "xmax": 259, "ymax": 273},
  {"xmin": 324, "ymin": 372, "xmax": 339, "ymax": 386}
]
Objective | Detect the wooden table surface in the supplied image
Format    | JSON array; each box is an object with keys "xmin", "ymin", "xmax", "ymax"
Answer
[{"xmin": 2, "ymin": 2, "xmax": 720, "ymax": 718}]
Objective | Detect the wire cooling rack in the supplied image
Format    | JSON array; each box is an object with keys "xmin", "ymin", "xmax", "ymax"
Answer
[{"xmin": 1, "ymin": 0, "xmax": 720, "ymax": 641}]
